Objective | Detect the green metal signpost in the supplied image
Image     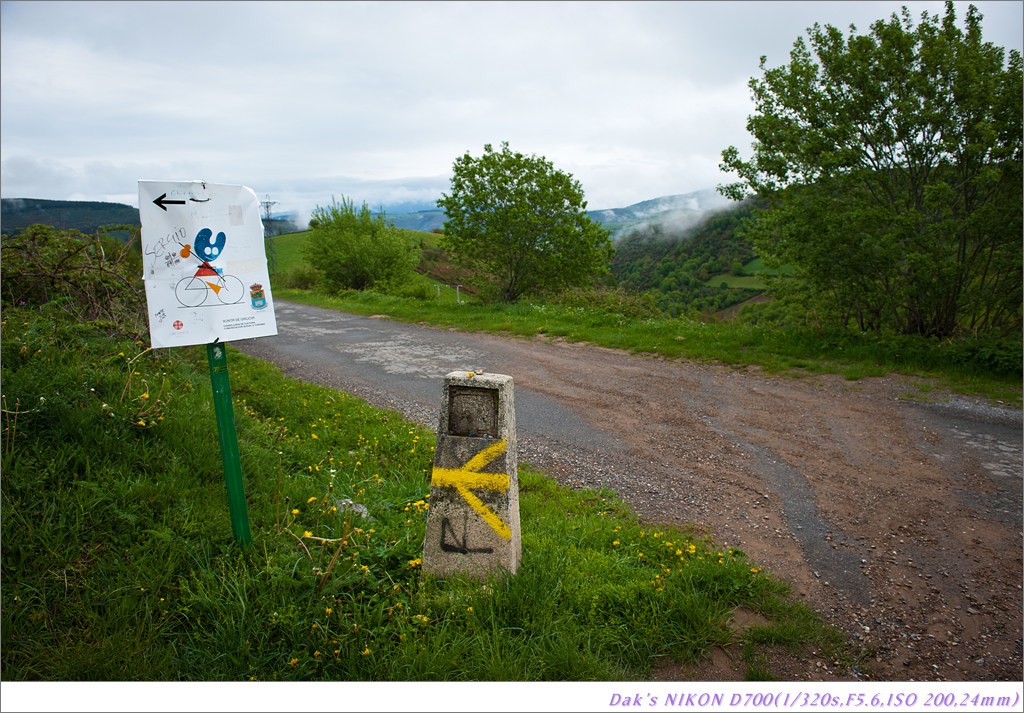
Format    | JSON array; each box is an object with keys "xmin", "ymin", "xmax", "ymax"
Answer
[{"xmin": 206, "ymin": 340, "xmax": 252, "ymax": 546}]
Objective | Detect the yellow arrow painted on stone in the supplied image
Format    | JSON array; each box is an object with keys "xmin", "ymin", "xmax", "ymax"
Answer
[{"xmin": 431, "ymin": 438, "xmax": 511, "ymax": 540}]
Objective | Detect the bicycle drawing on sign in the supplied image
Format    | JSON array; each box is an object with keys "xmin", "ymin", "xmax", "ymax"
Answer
[{"xmin": 173, "ymin": 227, "xmax": 246, "ymax": 308}]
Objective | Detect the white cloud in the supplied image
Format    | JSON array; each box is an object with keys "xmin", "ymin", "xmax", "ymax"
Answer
[{"xmin": 2, "ymin": 1, "xmax": 1021, "ymax": 214}]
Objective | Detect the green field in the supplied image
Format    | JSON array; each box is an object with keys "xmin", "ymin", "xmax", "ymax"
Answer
[
  {"xmin": 703, "ymin": 258, "xmax": 795, "ymax": 290},
  {"xmin": 268, "ymin": 230, "xmax": 311, "ymax": 274}
]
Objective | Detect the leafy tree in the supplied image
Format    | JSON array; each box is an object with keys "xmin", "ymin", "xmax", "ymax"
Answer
[
  {"xmin": 303, "ymin": 197, "xmax": 420, "ymax": 292},
  {"xmin": 437, "ymin": 141, "xmax": 613, "ymax": 303},
  {"xmin": 720, "ymin": 2, "xmax": 1022, "ymax": 337}
]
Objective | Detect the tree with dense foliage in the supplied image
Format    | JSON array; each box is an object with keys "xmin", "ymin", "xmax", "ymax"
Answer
[
  {"xmin": 720, "ymin": 2, "xmax": 1022, "ymax": 337},
  {"xmin": 304, "ymin": 197, "xmax": 420, "ymax": 293},
  {"xmin": 437, "ymin": 141, "xmax": 613, "ymax": 303}
]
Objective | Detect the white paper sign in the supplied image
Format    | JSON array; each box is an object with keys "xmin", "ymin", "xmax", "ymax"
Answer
[{"xmin": 138, "ymin": 180, "xmax": 278, "ymax": 348}]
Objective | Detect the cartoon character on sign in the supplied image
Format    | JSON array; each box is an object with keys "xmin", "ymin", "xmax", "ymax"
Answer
[
  {"xmin": 174, "ymin": 228, "xmax": 245, "ymax": 307},
  {"xmin": 189, "ymin": 228, "xmax": 226, "ymax": 277}
]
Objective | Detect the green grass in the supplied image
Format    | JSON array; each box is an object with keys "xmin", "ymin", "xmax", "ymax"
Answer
[
  {"xmin": 742, "ymin": 257, "xmax": 795, "ymax": 276},
  {"xmin": 703, "ymin": 258, "xmax": 795, "ymax": 289},
  {"xmin": 268, "ymin": 230, "xmax": 311, "ymax": 275},
  {"xmin": 6, "ymin": 224, "xmax": 1014, "ymax": 682},
  {"xmin": 706, "ymin": 274, "xmax": 770, "ymax": 290},
  {"xmin": 1, "ymin": 303, "xmax": 850, "ymax": 681}
]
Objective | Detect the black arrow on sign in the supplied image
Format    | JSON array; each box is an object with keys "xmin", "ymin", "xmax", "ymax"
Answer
[{"xmin": 153, "ymin": 193, "xmax": 186, "ymax": 211}]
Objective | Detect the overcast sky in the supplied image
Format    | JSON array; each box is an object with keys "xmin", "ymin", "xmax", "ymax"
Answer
[{"xmin": 2, "ymin": 1, "xmax": 1021, "ymax": 221}]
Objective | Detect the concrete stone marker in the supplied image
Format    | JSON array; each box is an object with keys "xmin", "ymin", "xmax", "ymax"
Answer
[{"xmin": 422, "ymin": 371, "xmax": 521, "ymax": 578}]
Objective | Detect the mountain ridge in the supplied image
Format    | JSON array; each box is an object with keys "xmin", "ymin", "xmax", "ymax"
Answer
[
  {"xmin": 1, "ymin": 188, "xmax": 737, "ymax": 238},
  {"xmin": 383, "ymin": 187, "xmax": 735, "ymax": 236}
]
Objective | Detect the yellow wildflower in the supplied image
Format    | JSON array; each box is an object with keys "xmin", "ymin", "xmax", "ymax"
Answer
[{"xmin": 303, "ymin": 531, "xmax": 312, "ymax": 538}]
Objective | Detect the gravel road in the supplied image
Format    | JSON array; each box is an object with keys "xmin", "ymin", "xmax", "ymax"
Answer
[{"xmin": 235, "ymin": 299, "xmax": 1022, "ymax": 682}]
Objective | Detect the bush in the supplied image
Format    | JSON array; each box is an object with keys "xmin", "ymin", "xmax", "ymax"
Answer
[
  {"xmin": 551, "ymin": 287, "xmax": 663, "ymax": 320},
  {"xmin": 0, "ymin": 223, "xmax": 146, "ymax": 339},
  {"xmin": 303, "ymin": 197, "xmax": 420, "ymax": 292},
  {"xmin": 941, "ymin": 336, "xmax": 1023, "ymax": 377},
  {"xmin": 277, "ymin": 264, "xmax": 320, "ymax": 290},
  {"xmin": 387, "ymin": 279, "xmax": 434, "ymax": 301}
]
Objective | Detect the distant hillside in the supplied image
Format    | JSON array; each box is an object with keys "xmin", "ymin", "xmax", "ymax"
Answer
[
  {"xmin": 388, "ymin": 209, "xmax": 446, "ymax": 233},
  {"xmin": 386, "ymin": 188, "xmax": 735, "ymax": 236},
  {"xmin": 0, "ymin": 198, "xmax": 308, "ymax": 237},
  {"xmin": 611, "ymin": 196, "xmax": 767, "ymax": 317},
  {"xmin": 4, "ymin": 189, "xmax": 739, "ymax": 245},
  {"xmin": 1, "ymin": 198, "xmax": 141, "ymax": 235},
  {"xmin": 588, "ymin": 188, "xmax": 734, "ymax": 239}
]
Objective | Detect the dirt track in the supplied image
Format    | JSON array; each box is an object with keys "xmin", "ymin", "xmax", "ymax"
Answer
[{"xmin": 236, "ymin": 300, "xmax": 1023, "ymax": 681}]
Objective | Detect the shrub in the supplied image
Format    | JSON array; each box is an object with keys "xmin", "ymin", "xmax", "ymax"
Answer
[
  {"xmin": 303, "ymin": 197, "xmax": 420, "ymax": 292},
  {"xmin": 551, "ymin": 287, "xmax": 663, "ymax": 320},
  {"xmin": 0, "ymin": 223, "xmax": 146, "ymax": 339}
]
